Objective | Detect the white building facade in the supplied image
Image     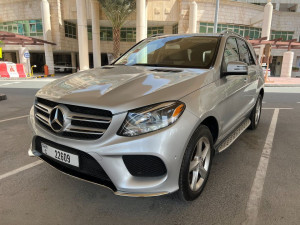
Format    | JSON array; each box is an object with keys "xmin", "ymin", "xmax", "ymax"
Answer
[{"xmin": 0, "ymin": 0, "xmax": 300, "ymax": 76}]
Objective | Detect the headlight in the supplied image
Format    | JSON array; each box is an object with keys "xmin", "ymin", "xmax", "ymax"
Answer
[{"xmin": 118, "ymin": 101, "xmax": 185, "ymax": 137}]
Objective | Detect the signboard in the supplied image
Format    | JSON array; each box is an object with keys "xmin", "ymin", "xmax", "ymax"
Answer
[
  {"xmin": 24, "ymin": 52, "xmax": 30, "ymax": 58},
  {"xmin": 0, "ymin": 47, "xmax": 2, "ymax": 59},
  {"xmin": 6, "ymin": 64, "xmax": 19, "ymax": 77}
]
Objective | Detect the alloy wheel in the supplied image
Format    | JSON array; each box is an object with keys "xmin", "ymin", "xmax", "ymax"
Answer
[{"xmin": 188, "ymin": 136, "xmax": 211, "ymax": 192}]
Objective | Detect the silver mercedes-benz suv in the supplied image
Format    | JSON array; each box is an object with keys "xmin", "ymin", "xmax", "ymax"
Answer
[{"xmin": 28, "ymin": 31, "xmax": 264, "ymax": 201}]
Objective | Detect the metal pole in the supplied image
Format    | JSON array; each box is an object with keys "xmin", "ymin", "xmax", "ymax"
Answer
[{"xmin": 213, "ymin": 0, "xmax": 220, "ymax": 33}]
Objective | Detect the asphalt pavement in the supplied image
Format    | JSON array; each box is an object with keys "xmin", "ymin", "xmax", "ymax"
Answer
[{"xmin": 0, "ymin": 80, "xmax": 299, "ymax": 225}]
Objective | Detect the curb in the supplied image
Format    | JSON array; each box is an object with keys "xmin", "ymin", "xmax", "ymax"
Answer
[
  {"xmin": 265, "ymin": 84, "xmax": 300, "ymax": 87},
  {"xmin": 34, "ymin": 74, "xmax": 55, "ymax": 78},
  {"xmin": 0, "ymin": 94, "xmax": 7, "ymax": 101}
]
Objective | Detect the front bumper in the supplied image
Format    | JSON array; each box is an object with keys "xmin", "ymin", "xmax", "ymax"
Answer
[{"xmin": 28, "ymin": 106, "xmax": 199, "ymax": 196}]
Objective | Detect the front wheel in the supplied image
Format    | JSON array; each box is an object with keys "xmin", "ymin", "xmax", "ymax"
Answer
[
  {"xmin": 248, "ymin": 94, "xmax": 262, "ymax": 130},
  {"xmin": 176, "ymin": 125, "xmax": 213, "ymax": 201}
]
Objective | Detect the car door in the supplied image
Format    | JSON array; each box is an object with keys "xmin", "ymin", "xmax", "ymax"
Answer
[
  {"xmin": 218, "ymin": 37, "xmax": 250, "ymax": 139},
  {"xmin": 236, "ymin": 38, "xmax": 258, "ymax": 116}
]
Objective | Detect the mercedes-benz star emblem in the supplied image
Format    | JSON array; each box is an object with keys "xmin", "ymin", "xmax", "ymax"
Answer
[{"xmin": 49, "ymin": 106, "xmax": 65, "ymax": 132}]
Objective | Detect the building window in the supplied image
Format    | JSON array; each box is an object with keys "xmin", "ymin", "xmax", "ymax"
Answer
[
  {"xmin": 64, "ymin": 21, "xmax": 77, "ymax": 39},
  {"xmin": 100, "ymin": 27, "xmax": 113, "ymax": 41},
  {"xmin": 172, "ymin": 24, "xmax": 178, "ymax": 34},
  {"xmin": 147, "ymin": 26, "xmax": 164, "ymax": 37},
  {"xmin": 0, "ymin": 20, "xmax": 43, "ymax": 37},
  {"xmin": 270, "ymin": 31, "xmax": 294, "ymax": 41},
  {"xmin": 200, "ymin": 22, "xmax": 262, "ymax": 40},
  {"xmin": 199, "ymin": 22, "xmax": 294, "ymax": 41},
  {"xmin": 121, "ymin": 27, "xmax": 136, "ymax": 42},
  {"xmin": 87, "ymin": 25, "xmax": 92, "ymax": 40}
]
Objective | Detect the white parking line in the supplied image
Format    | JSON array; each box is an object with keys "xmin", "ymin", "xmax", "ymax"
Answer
[
  {"xmin": 242, "ymin": 108, "xmax": 280, "ymax": 225},
  {"xmin": 0, "ymin": 82, "xmax": 21, "ymax": 86},
  {"xmin": 0, "ymin": 115, "xmax": 29, "ymax": 123},
  {"xmin": 262, "ymin": 108, "xmax": 293, "ymax": 110},
  {"xmin": 0, "ymin": 160, "xmax": 43, "ymax": 181}
]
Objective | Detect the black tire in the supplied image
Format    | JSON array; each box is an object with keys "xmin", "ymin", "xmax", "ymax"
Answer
[
  {"xmin": 176, "ymin": 125, "xmax": 214, "ymax": 201},
  {"xmin": 248, "ymin": 94, "xmax": 262, "ymax": 130}
]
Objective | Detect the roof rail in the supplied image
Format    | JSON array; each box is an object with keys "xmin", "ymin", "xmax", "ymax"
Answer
[
  {"xmin": 220, "ymin": 30, "xmax": 243, "ymax": 38},
  {"xmin": 150, "ymin": 33, "xmax": 164, "ymax": 38}
]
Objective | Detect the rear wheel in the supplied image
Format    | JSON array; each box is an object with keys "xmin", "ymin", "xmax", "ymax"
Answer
[
  {"xmin": 249, "ymin": 94, "xmax": 262, "ymax": 130},
  {"xmin": 176, "ymin": 125, "xmax": 213, "ymax": 201}
]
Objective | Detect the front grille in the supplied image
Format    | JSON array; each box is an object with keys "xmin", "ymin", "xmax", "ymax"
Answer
[
  {"xmin": 34, "ymin": 136, "xmax": 116, "ymax": 191},
  {"xmin": 34, "ymin": 97, "xmax": 112, "ymax": 140},
  {"xmin": 123, "ymin": 155, "xmax": 167, "ymax": 177}
]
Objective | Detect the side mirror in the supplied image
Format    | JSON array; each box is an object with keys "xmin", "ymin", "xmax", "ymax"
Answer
[{"xmin": 224, "ymin": 61, "xmax": 248, "ymax": 75}]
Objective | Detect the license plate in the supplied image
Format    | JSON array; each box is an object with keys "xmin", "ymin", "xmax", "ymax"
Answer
[{"xmin": 41, "ymin": 143, "xmax": 79, "ymax": 167}]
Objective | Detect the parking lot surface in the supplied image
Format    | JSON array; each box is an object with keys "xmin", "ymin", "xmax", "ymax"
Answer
[{"xmin": 0, "ymin": 80, "xmax": 300, "ymax": 225}]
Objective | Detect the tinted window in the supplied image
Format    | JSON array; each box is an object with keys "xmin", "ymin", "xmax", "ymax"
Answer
[
  {"xmin": 237, "ymin": 38, "xmax": 254, "ymax": 65},
  {"xmin": 223, "ymin": 38, "xmax": 239, "ymax": 65},
  {"xmin": 114, "ymin": 36, "xmax": 219, "ymax": 69}
]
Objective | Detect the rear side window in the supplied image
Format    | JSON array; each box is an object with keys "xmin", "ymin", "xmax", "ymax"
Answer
[{"xmin": 237, "ymin": 38, "xmax": 255, "ymax": 65}]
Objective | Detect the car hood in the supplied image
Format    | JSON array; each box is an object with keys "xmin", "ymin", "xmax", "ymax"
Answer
[{"xmin": 36, "ymin": 66, "xmax": 212, "ymax": 114}]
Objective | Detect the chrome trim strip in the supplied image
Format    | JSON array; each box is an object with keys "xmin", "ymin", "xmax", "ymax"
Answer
[
  {"xmin": 35, "ymin": 103, "xmax": 52, "ymax": 114},
  {"xmin": 35, "ymin": 113, "xmax": 49, "ymax": 126},
  {"xmin": 66, "ymin": 125, "xmax": 105, "ymax": 134},
  {"xmin": 69, "ymin": 117, "xmax": 111, "ymax": 124},
  {"xmin": 68, "ymin": 112, "xmax": 111, "ymax": 122}
]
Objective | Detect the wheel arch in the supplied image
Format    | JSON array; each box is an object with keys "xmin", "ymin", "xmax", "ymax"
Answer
[
  {"xmin": 200, "ymin": 116, "xmax": 219, "ymax": 144},
  {"xmin": 259, "ymin": 88, "xmax": 264, "ymax": 98}
]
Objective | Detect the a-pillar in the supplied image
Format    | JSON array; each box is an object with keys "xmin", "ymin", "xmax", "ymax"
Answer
[
  {"xmin": 76, "ymin": 0, "xmax": 89, "ymax": 70},
  {"xmin": 18, "ymin": 47, "xmax": 31, "ymax": 75},
  {"xmin": 41, "ymin": 0, "xmax": 55, "ymax": 74},
  {"xmin": 281, "ymin": 51, "xmax": 294, "ymax": 77},
  {"xmin": 189, "ymin": 1, "xmax": 197, "ymax": 33},
  {"xmin": 71, "ymin": 52, "xmax": 76, "ymax": 73},
  {"xmin": 91, "ymin": 0, "xmax": 101, "ymax": 68},
  {"xmin": 136, "ymin": 0, "xmax": 147, "ymax": 42},
  {"xmin": 259, "ymin": 0, "xmax": 273, "ymax": 62}
]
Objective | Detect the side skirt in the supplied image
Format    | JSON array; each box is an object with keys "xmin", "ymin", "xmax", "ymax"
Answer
[{"xmin": 215, "ymin": 119, "xmax": 251, "ymax": 153}]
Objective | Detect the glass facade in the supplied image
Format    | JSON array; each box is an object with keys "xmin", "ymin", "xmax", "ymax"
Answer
[
  {"xmin": 172, "ymin": 24, "xmax": 178, "ymax": 34},
  {"xmin": 147, "ymin": 26, "xmax": 164, "ymax": 37},
  {"xmin": 0, "ymin": 20, "xmax": 43, "ymax": 37},
  {"xmin": 64, "ymin": 21, "xmax": 77, "ymax": 39},
  {"xmin": 270, "ymin": 31, "xmax": 294, "ymax": 41},
  {"xmin": 121, "ymin": 27, "xmax": 136, "ymax": 42},
  {"xmin": 87, "ymin": 26, "xmax": 167, "ymax": 42},
  {"xmin": 100, "ymin": 27, "xmax": 113, "ymax": 41},
  {"xmin": 199, "ymin": 22, "xmax": 294, "ymax": 41},
  {"xmin": 87, "ymin": 25, "xmax": 92, "ymax": 40}
]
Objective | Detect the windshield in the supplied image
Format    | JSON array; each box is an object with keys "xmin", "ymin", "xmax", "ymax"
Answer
[{"xmin": 114, "ymin": 35, "xmax": 219, "ymax": 69}]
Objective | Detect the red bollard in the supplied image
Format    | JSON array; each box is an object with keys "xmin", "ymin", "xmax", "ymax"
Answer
[{"xmin": 44, "ymin": 65, "xmax": 49, "ymax": 76}]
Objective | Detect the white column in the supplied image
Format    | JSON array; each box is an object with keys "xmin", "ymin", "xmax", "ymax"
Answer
[
  {"xmin": 71, "ymin": 52, "xmax": 76, "ymax": 73},
  {"xmin": 18, "ymin": 47, "xmax": 31, "ymax": 75},
  {"xmin": 259, "ymin": 0, "xmax": 273, "ymax": 63},
  {"xmin": 281, "ymin": 51, "xmax": 294, "ymax": 77},
  {"xmin": 76, "ymin": 0, "xmax": 89, "ymax": 70},
  {"xmin": 189, "ymin": 1, "xmax": 198, "ymax": 33},
  {"xmin": 136, "ymin": 0, "xmax": 147, "ymax": 42},
  {"xmin": 91, "ymin": 0, "xmax": 101, "ymax": 68},
  {"xmin": 41, "ymin": 0, "xmax": 55, "ymax": 74},
  {"xmin": 296, "ymin": 4, "xmax": 300, "ymax": 12}
]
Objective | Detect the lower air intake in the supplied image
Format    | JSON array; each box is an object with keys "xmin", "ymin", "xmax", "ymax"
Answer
[{"xmin": 123, "ymin": 155, "xmax": 167, "ymax": 177}]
